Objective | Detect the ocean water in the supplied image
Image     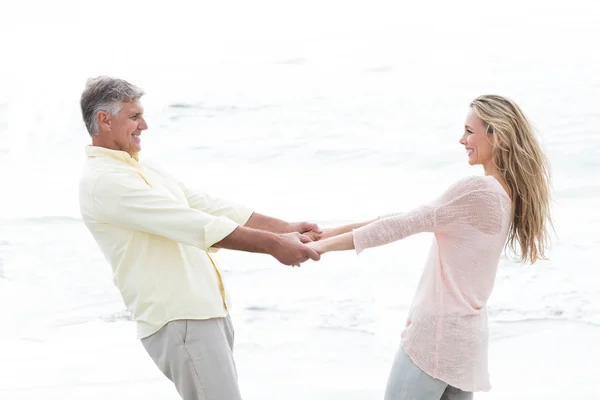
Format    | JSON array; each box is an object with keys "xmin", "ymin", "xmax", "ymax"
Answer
[{"xmin": 1, "ymin": 1, "xmax": 599, "ymax": 398}]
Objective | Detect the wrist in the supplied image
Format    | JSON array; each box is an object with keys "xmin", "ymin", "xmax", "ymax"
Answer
[
  {"xmin": 264, "ymin": 231, "xmax": 284, "ymax": 255},
  {"xmin": 316, "ymin": 241, "xmax": 329, "ymax": 255},
  {"xmin": 283, "ymin": 222, "xmax": 295, "ymax": 234}
]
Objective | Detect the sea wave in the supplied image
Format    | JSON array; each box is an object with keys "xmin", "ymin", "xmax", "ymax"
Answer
[{"xmin": 0, "ymin": 216, "xmax": 81, "ymax": 225}]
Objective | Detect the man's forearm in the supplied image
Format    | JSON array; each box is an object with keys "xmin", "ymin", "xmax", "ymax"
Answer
[
  {"xmin": 213, "ymin": 225, "xmax": 321, "ymax": 266},
  {"xmin": 212, "ymin": 225, "xmax": 280, "ymax": 254},
  {"xmin": 244, "ymin": 212, "xmax": 291, "ymax": 234}
]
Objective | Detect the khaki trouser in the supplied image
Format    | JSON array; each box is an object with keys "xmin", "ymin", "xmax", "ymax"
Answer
[{"xmin": 142, "ymin": 316, "xmax": 242, "ymax": 400}]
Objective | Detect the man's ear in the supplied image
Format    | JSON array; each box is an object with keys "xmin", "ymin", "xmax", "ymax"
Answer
[{"xmin": 97, "ymin": 111, "xmax": 112, "ymax": 132}]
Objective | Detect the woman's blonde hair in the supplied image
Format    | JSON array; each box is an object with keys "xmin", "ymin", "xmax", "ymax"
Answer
[{"xmin": 470, "ymin": 95, "xmax": 553, "ymax": 264}]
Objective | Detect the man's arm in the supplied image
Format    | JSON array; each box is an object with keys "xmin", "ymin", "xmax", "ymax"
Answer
[
  {"xmin": 92, "ymin": 171, "xmax": 239, "ymax": 250},
  {"xmin": 213, "ymin": 226, "xmax": 320, "ymax": 265},
  {"xmin": 165, "ymin": 167, "xmax": 319, "ymax": 238},
  {"xmin": 148, "ymin": 162, "xmax": 254, "ymax": 226},
  {"xmin": 244, "ymin": 212, "xmax": 290, "ymax": 233},
  {"xmin": 178, "ymin": 182, "xmax": 320, "ymax": 236},
  {"xmin": 92, "ymin": 171, "xmax": 319, "ymax": 265},
  {"xmin": 179, "ymin": 185, "xmax": 254, "ymax": 226},
  {"xmin": 244, "ymin": 212, "xmax": 321, "ymax": 237}
]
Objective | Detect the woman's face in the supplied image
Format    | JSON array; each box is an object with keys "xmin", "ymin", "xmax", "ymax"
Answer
[{"xmin": 460, "ymin": 107, "xmax": 494, "ymax": 170}]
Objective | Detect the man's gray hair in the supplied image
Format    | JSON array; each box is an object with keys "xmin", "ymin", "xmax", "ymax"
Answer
[{"xmin": 80, "ymin": 76, "xmax": 145, "ymax": 136}]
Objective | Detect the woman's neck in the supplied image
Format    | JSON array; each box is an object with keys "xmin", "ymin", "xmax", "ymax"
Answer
[{"xmin": 484, "ymin": 163, "xmax": 511, "ymax": 198}]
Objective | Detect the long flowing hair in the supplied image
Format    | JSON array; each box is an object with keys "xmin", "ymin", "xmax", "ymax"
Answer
[{"xmin": 471, "ymin": 95, "xmax": 553, "ymax": 264}]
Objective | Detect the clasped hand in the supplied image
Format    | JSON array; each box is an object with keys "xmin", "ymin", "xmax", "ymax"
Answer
[{"xmin": 275, "ymin": 222, "xmax": 334, "ymax": 267}]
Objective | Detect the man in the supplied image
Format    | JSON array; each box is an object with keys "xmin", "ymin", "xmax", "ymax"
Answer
[{"xmin": 78, "ymin": 76, "xmax": 321, "ymax": 400}]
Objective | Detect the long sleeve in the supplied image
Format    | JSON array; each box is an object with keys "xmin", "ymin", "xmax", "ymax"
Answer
[
  {"xmin": 352, "ymin": 177, "xmax": 506, "ymax": 254},
  {"xmin": 180, "ymin": 184, "xmax": 254, "ymax": 226},
  {"xmin": 350, "ymin": 175, "xmax": 512, "ymax": 392},
  {"xmin": 91, "ymin": 171, "xmax": 240, "ymax": 250},
  {"xmin": 144, "ymin": 160, "xmax": 254, "ymax": 226}
]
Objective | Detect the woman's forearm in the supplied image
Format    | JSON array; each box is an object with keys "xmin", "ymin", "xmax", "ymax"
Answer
[
  {"xmin": 311, "ymin": 231, "xmax": 355, "ymax": 254},
  {"xmin": 323, "ymin": 218, "xmax": 378, "ymax": 239}
]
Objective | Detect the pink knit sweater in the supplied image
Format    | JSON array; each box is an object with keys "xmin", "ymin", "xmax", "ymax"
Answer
[{"xmin": 353, "ymin": 175, "xmax": 511, "ymax": 392}]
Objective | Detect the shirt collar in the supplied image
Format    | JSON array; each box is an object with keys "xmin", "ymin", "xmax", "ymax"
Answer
[{"xmin": 85, "ymin": 146, "xmax": 140, "ymax": 163}]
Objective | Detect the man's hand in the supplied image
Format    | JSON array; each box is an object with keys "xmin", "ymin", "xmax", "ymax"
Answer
[
  {"xmin": 289, "ymin": 221, "xmax": 322, "ymax": 241},
  {"xmin": 270, "ymin": 232, "xmax": 321, "ymax": 266}
]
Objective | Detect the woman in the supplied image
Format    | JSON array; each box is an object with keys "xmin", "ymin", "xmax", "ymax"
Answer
[{"xmin": 309, "ymin": 95, "xmax": 553, "ymax": 399}]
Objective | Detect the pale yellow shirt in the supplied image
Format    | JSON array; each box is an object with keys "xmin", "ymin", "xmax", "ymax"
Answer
[{"xmin": 79, "ymin": 146, "xmax": 253, "ymax": 339}]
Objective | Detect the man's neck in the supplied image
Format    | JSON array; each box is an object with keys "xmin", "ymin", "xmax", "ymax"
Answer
[{"xmin": 91, "ymin": 137, "xmax": 138, "ymax": 160}]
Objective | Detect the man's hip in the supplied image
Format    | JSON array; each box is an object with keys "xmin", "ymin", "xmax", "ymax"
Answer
[{"xmin": 142, "ymin": 316, "xmax": 241, "ymax": 400}]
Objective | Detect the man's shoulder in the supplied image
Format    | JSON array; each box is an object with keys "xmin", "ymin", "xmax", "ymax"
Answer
[
  {"xmin": 79, "ymin": 160, "xmax": 102, "ymax": 194},
  {"xmin": 79, "ymin": 159, "xmax": 139, "ymax": 194}
]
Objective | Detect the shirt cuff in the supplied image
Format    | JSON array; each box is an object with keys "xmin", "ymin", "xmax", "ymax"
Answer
[
  {"xmin": 204, "ymin": 216, "xmax": 240, "ymax": 253},
  {"xmin": 228, "ymin": 206, "xmax": 254, "ymax": 227}
]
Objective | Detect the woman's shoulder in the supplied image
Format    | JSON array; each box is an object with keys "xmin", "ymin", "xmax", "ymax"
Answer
[
  {"xmin": 445, "ymin": 175, "xmax": 496, "ymax": 194},
  {"xmin": 438, "ymin": 175, "xmax": 509, "ymax": 205}
]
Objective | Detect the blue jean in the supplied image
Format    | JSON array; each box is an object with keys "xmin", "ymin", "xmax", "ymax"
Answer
[{"xmin": 384, "ymin": 347, "xmax": 473, "ymax": 400}]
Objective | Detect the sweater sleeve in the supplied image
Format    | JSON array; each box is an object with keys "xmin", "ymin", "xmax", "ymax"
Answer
[{"xmin": 352, "ymin": 177, "xmax": 506, "ymax": 254}]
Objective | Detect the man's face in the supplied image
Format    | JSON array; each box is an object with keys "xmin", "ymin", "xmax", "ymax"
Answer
[{"xmin": 105, "ymin": 101, "xmax": 148, "ymax": 156}]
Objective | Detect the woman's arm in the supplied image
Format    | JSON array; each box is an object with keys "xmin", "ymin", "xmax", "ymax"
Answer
[
  {"xmin": 306, "ymin": 218, "xmax": 381, "ymax": 254},
  {"xmin": 311, "ymin": 177, "xmax": 500, "ymax": 256},
  {"xmin": 309, "ymin": 207, "xmax": 436, "ymax": 256},
  {"xmin": 309, "ymin": 215, "xmax": 403, "ymax": 254},
  {"xmin": 308, "ymin": 231, "xmax": 355, "ymax": 254},
  {"xmin": 319, "ymin": 218, "xmax": 378, "ymax": 240}
]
